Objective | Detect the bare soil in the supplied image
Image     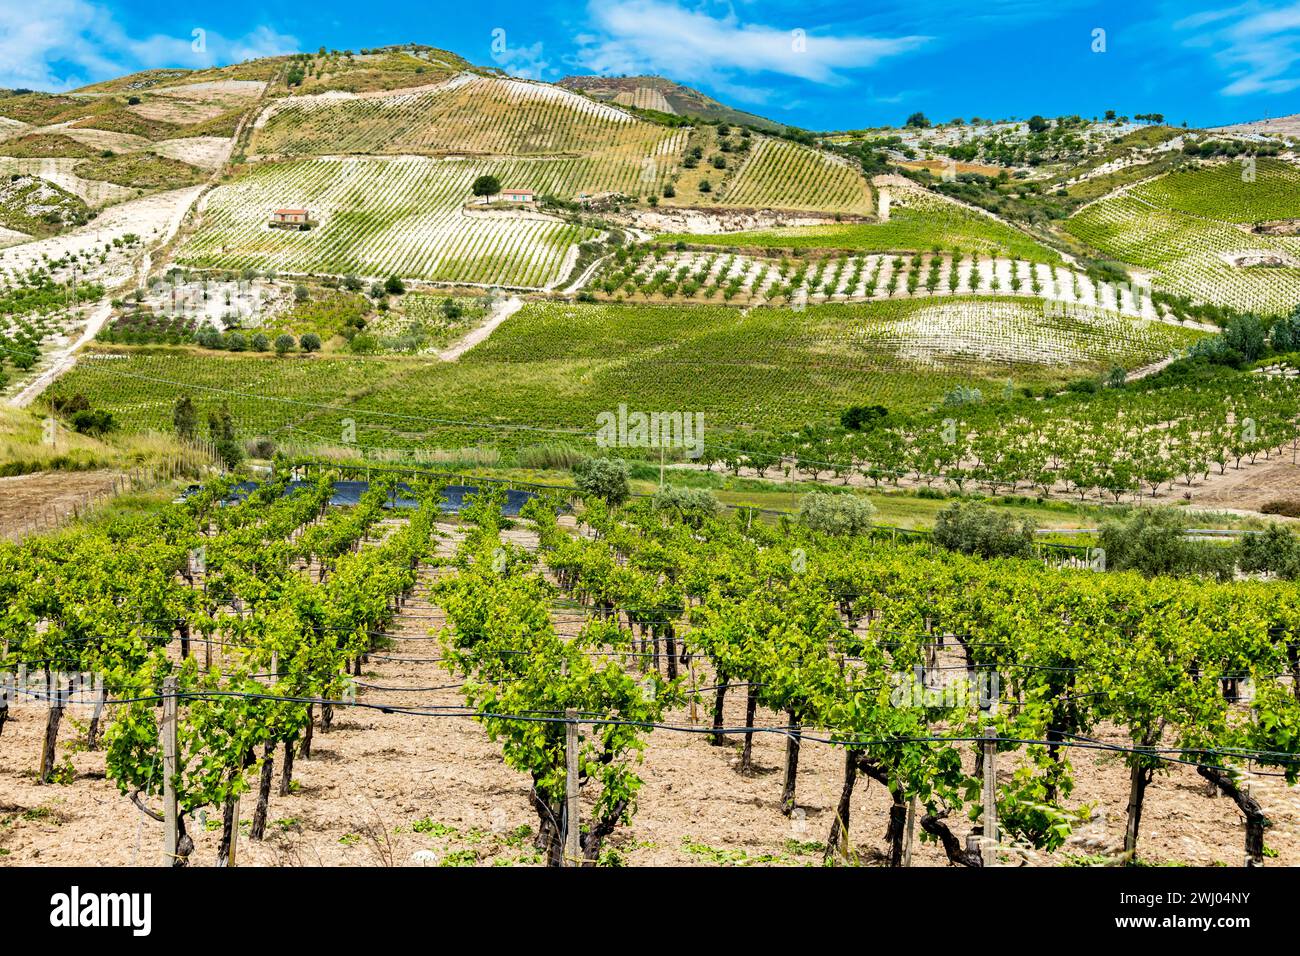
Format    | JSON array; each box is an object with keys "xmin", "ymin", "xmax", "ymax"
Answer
[{"xmin": 0, "ymin": 469, "xmax": 123, "ymax": 539}]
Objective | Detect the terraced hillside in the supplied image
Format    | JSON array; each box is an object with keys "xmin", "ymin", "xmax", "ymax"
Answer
[
  {"xmin": 176, "ymin": 156, "xmax": 600, "ymax": 287},
  {"xmin": 55, "ymin": 296, "xmax": 1202, "ymax": 450},
  {"xmin": 252, "ymin": 73, "xmax": 685, "ymax": 170},
  {"xmin": 714, "ymin": 136, "xmax": 873, "ymax": 214},
  {"xmin": 597, "ymin": 247, "xmax": 1199, "ymax": 323},
  {"xmin": 1066, "ymin": 159, "xmax": 1300, "ymax": 314}
]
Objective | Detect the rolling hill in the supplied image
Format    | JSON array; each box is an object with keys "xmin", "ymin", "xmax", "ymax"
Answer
[{"xmin": 557, "ymin": 75, "xmax": 786, "ymax": 131}]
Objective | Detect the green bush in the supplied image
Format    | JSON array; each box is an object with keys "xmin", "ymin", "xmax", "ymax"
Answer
[
  {"xmin": 797, "ymin": 492, "xmax": 876, "ymax": 536},
  {"xmin": 1236, "ymin": 524, "xmax": 1300, "ymax": 580},
  {"xmin": 652, "ymin": 485, "xmax": 721, "ymax": 528},
  {"xmin": 1098, "ymin": 510, "xmax": 1233, "ymax": 580},
  {"xmin": 932, "ymin": 501, "xmax": 1035, "ymax": 558},
  {"xmin": 572, "ymin": 457, "xmax": 630, "ymax": 506}
]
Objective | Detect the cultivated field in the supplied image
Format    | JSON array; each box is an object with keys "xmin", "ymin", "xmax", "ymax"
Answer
[
  {"xmin": 176, "ymin": 157, "xmax": 600, "ymax": 287},
  {"xmin": 663, "ymin": 179, "xmax": 1057, "ymax": 261},
  {"xmin": 1067, "ymin": 159, "xmax": 1300, "ymax": 314},
  {"xmin": 251, "ymin": 73, "xmax": 685, "ymax": 181},
  {"xmin": 54, "ymin": 296, "xmax": 1202, "ymax": 450},
  {"xmin": 715, "ymin": 136, "xmax": 874, "ymax": 214}
]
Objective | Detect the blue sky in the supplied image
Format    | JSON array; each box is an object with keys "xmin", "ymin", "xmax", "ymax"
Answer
[{"xmin": 2, "ymin": 0, "xmax": 1298, "ymax": 130}]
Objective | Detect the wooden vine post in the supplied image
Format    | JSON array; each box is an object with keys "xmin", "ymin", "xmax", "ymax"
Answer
[
  {"xmin": 161, "ymin": 676, "xmax": 179, "ymax": 867},
  {"xmin": 981, "ymin": 724, "xmax": 998, "ymax": 867},
  {"xmin": 564, "ymin": 708, "xmax": 581, "ymax": 866}
]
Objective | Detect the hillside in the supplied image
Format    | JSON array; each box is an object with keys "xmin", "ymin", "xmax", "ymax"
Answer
[
  {"xmin": 558, "ymin": 75, "xmax": 785, "ymax": 131},
  {"xmin": 1067, "ymin": 158, "xmax": 1300, "ymax": 315},
  {"xmin": 9, "ymin": 22, "xmax": 1300, "ymax": 890}
]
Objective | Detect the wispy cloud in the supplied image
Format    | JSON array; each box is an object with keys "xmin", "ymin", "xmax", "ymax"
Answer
[
  {"xmin": 489, "ymin": 30, "xmax": 552, "ymax": 80},
  {"xmin": 0, "ymin": 0, "xmax": 298, "ymax": 91},
  {"xmin": 571, "ymin": 0, "xmax": 928, "ymax": 101},
  {"xmin": 1173, "ymin": 1, "xmax": 1300, "ymax": 96}
]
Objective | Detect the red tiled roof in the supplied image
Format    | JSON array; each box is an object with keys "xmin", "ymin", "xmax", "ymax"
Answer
[{"xmin": 274, "ymin": 208, "xmax": 308, "ymax": 215}]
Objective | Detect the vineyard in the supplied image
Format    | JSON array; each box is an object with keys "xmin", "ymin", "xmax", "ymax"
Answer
[
  {"xmin": 251, "ymin": 73, "xmax": 686, "ymax": 173},
  {"xmin": 599, "ymin": 245, "xmax": 1201, "ymax": 322},
  {"xmin": 2, "ymin": 474, "xmax": 1299, "ymax": 868},
  {"xmin": 1066, "ymin": 159, "xmax": 1300, "ymax": 315},
  {"xmin": 55, "ymin": 296, "xmax": 1202, "ymax": 455},
  {"xmin": 714, "ymin": 137, "xmax": 874, "ymax": 214},
  {"xmin": 175, "ymin": 157, "xmax": 601, "ymax": 287}
]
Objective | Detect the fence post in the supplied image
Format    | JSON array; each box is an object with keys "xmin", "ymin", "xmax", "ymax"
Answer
[
  {"xmin": 161, "ymin": 676, "xmax": 179, "ymax": 866},
  {"xmin": 981, "ymin": 725, "xmax": 998, "ymax": 867},
  {"xmin": 564, "ymin": 708, "xmax": 581, "ymax": 866},
  {"xmin": 903, "ymin": 795, "xmax": 917, "ymax": 867}
]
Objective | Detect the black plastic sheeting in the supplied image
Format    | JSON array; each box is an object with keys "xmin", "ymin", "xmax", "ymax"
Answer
[{"xmin": 177, "ymin": 480, "xmax": 539, "ymax": 515}]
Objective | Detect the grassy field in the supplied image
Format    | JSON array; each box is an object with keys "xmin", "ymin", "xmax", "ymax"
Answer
[
  {"xmin": 56, "ymin": 296, "xmax": 1200, "ymax": 451},
  {"xmin": 1066, "ymin": 159, "xmax": 1300, "ymax": 314},
  {"xmin": 73, "ymin": 152, "xmax": 206, "ymax": 190}
]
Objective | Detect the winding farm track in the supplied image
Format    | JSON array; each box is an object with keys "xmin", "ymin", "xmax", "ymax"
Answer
[
  {"xmin": 436, "ymin": 295, "xmax": 523, "ymax": 361},
  {"xmin": 5, "ymin": 78, "xmax": 271, "ymax": 410},
  {"xmin": 6, "ymin": 185, "xmax": 206, "ymax": 409}
]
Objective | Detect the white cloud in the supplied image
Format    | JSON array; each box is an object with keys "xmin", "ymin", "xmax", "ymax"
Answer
[
  {"xmin": 0, "ymin": 0, "xmax": 298, "ymax": 91},
  {"xmin": 1174, "ymin": 1, "xmax": 1300, "ymax": 96},
  {"xmin": 490, "ymin": 35, "xmax": 552, "ymax": 80},
  {"xmin": 572, "ymin": 0, "xmax": 928, "ymax": 95}
]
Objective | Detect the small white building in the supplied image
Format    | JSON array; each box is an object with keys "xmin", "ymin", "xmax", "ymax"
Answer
[
  {"xmin": 499, "ymin": 189, "xmax": 535, "ymax": 203},
  {"xmin": 269, "ymin": 208, "xmax": 312, "ymax": 229}
]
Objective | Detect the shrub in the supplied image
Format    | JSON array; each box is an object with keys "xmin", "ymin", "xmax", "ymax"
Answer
[
  {"xmin": 1236, "ymin": 524, "xmax": 1300, "ymax": 580},
  {"xmin": 245, "ymin": 436, "xmax": 277, "ymax": 459},
  {"xmin": 572, "ymin": 457, "xmax": 630, "ymax": 505},
  {"xmin": 384, "ymin": 275, "xmax": 406, "ymax": 296},
  {"xmin": 840, "ymin": 404, "xmax": 888, "ymax": 431},
  {"xmin": 70, "ymin": 408, "xmax": 115, "ymax": 436},
  {"xmin": 652, "ymin": 485, "xmax": 721, "ymax": 528},
  {"xmin": 274, "ymin": 333, "xmax": 296, "ymax": 356},
  {"xmin": 251, "ymin": 333, "xmax": 269, "ymax": 352},
  {"xmin": 1097, "ymin": 510, "xmax": 1233, "ymax": 580},
  {"xmin": 300, "ymin": 332, "xmax": 322, "ymax": 352},
  {"xmin": 1261, "ymin": 499, "xmax": 1300, "ymax": 518},
  {"xmin": 932, "ymin": 501, "xmax": 1035, "ymax": 558},
  {"xmin": 798, "ymin": 492, "xmax": 876, "ymax": 536}
]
